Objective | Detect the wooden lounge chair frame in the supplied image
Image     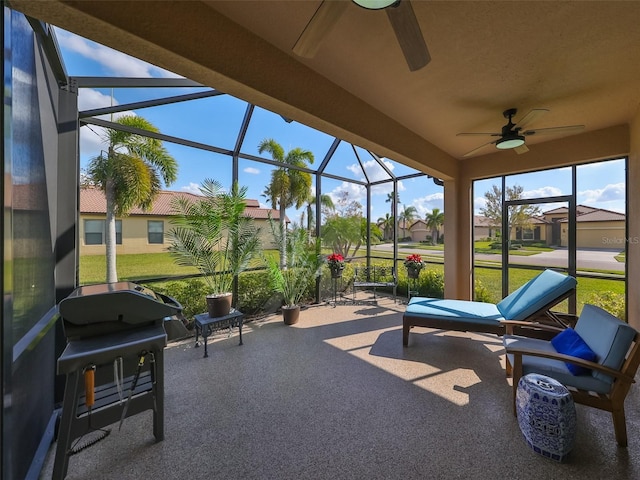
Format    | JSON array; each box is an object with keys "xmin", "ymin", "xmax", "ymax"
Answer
[
  {"xmin": 503, "ymin": 317, "xmax": 640, "ymax": 447},
  {"xmin": 403, "ymin": 269, "xmax": 577, "ymax": 346}
]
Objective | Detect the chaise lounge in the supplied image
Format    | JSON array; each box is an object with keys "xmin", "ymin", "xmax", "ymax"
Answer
[{"xmin": 403, "ymin": 269, "xmax": 577, "ymax": 346}]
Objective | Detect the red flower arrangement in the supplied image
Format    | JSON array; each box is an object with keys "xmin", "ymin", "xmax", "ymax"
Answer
[
  {"xmin": 403, "ymin": 253, "xmax": 425, "ymax": 269},
  {"xmin": 327, "ymin": 253, "xmax": 345, "ymax": 269}
]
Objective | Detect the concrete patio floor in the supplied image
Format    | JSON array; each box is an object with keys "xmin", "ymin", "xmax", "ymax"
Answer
[{"xmin": 40, "ymin": 296, "xmax": 640, "ymax": 479}]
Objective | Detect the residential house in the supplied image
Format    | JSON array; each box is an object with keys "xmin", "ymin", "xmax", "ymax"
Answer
[
  {"xmin": 474, "ymin": 205, "xmax": 626, "ymax": 248},
  {"xmin": 558, "ymin": 207, "xmax": 626, "ymax": 248},
  {"xmin": 407, "ymin": 219, "xmax": 429, "ymax": 242},
  {"xmin": 80, "ymin": 187, "xmax": 286, "ymax": 255}
]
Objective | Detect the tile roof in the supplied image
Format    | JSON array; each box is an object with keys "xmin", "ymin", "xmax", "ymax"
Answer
[
  {"xmin": 543, "ymin": 205, "xmax": 598, "ymax": 215},
  {"xmin": 559, "ymin": 208, "xmax": 625, "ymax": 222},
  {"xmin": 80, "ymin": 188, "xmax": 286, "ymax": 220},
  {"xmin": 474, "ymin": 215, "xmax": 495, "ymax": 227}
]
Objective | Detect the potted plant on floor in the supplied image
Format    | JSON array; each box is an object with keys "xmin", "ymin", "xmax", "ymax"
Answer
[
  {"xmin": 265, "ymin": 220, "xmax": 322, "ymax": 325},
  {"xmin": 167, "ymin": 179, "xmax": 261, "ymax": 317}
]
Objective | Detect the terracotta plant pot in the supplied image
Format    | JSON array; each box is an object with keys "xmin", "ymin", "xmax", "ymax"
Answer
[
  {"xmin": 206, "ymin": 292, "xmax": 233, "ymax": 318},
  {"xmin": 282, "ymin": 305, "xmax": 301, "ymax": 325}
]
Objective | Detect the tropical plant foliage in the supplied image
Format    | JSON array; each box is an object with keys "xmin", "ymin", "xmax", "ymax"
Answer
[
  {"xmin": 258, "ymin": 138, "xmax": 315, "ymax": 268},
  {"xmin": 398, "ymin": 204, "xmax": 418, "ymax": 238},
  {"xmin": 321, "ymin": 191, "xmax": 365, "ymax": 257},
  {"xmin": 425, "ymin": 208, "xmax": 444, "ymax": 245},
  {"xmin": 86, "ymin": 114, "xmax": 177, "ymax": 282},
  {"xmin": 167, "ymin": 179, "xmax": 261, "ymax": 295},
  {"xmin": 265, "ymin": 220, "xmax": 321, "ymax": 307}
]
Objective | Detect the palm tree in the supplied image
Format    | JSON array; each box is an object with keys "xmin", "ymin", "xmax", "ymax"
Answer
[
  {"xmin": 425, "ymin": 208, "xmax": 445, "ymax": 245},
  {"xmin": 303, "ymin": 194, "xmax": 334, "ymax": 236},
  {"xmin": 385, "ymin": 191, "xmax": 399, "ymax": 217},
  {"xmin": 398, "ymin": 205, "xmax": 418, "ymax": 239},
  {"xmin": 259, "ymin": 138, "xmax": 315, "ymax": 268},
  {"xmin": 87, "ymin": 115, "xmax": 177, "ymax": 283},
  {"xmin": 376, "ymin": 213, "xmax": 394, "ymax": 241}
]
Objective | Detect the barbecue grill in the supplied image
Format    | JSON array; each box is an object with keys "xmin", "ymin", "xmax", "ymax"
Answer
[{"xmin": 53, "ymin": 282, "xmax": 181, "ymax": 480}]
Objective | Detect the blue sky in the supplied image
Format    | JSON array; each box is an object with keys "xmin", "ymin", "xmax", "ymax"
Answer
[{"xmin": 56, "ymin": 28, "xmax": 626, "ymax": 225}]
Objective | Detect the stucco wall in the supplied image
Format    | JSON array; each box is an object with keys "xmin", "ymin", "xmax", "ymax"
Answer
[
  {"xmin": 80, "ymin": 214, "xmax": 279, "ymax": 255},
  {"xmin": 80, "ymin": 215, "xmax": 170, "ymax": 255},
  {"xmin": 559, "ymin": 220, "xmax": 626, "ymax": 249}
]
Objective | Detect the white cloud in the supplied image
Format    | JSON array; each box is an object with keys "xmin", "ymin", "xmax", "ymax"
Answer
[
  {"xmin": 244, "ymin": 167, "xmax": 260, "ymax": 175},
  {"xmin": 412, "ymin": 193, "xmax": 445, "ymax": 218},
  {"xmin": 180, "ymin": 183, "xmax": 203, "ymax": 195},
  {"xmin": 78, "ymin": 89, "xmax": 138, "ymax": 159},
  {"xmin": 326, "ymin": 181, "xmax": 366, "ymax": 208},
  {"xmin": 522, "ymin": 186, "xmax": 563, "ymax": 199},
  {"xmin": 346, "ymin": 158, "xmax": 396, "ymax": 186},
  {"xmin": 56, "ymin": 28, "xmax": 182, "ymax": 78},
  {"xmin": 474, "ymin": 196, "xmax": 487, "ymax": 215},
  {"xmin": 579, "ymin": 183, "xmax": 625, "ymax": 206}
]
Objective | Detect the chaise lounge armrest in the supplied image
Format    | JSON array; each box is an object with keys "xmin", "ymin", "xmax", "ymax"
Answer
[
  {"xmin": 504, "ymin": 345, "xmax": 636, "ymax": 384},
  {"xmin": 500, "ymin": 320, "xmax": 565, "ymax": 336},
  {"xmin": 403, "ymin": 269, "xmax": 577, "ymax": 346}
]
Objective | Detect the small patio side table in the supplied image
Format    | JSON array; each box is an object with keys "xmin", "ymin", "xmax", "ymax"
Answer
[{"xmin": 194, "ymin": 309, "xmax": 244, "ymax": 358}]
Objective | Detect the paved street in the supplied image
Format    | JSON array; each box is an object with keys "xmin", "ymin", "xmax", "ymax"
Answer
[{"xmin": 372, "ymin": 244, "xmax": 625, "ymax": 273}]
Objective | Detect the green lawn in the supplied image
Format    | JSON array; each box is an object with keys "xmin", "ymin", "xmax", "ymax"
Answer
[
  {"xmin": 80, "ymin": 253, "xmax": 199, "ymax": 284},
  {"xmin": 409, "ymin": 244, "xmax": 445, "ymax": 251},
  {"xmin": 473, "ymin": 266, "xmax": 624, "ymax": 315},
  {"xmin": 473, "ymin": 240, "xmax": 554, "ymax": 255},
  {"xmin": 82, "ymin": 252, "xmax": 625, "ymax": 317},
  {"xmin": 80, "ymin": 252, "xmax": 271, "ymax": 284}
]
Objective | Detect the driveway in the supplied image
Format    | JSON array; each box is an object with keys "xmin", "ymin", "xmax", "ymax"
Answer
[{"xmin": 373, "ymin": 244, "xmax": 624, "ymax": 272}]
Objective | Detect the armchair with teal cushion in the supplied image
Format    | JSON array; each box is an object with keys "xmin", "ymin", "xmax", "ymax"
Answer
[
  {"xmin": 403, "ymin": 269, "xmax": 577, "ymax": 346},
  {"xmin": 503, "ymin": 304, "xmax": 640, "ymax": 447}
]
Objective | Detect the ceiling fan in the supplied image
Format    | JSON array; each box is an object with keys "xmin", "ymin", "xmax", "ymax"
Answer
[
  {"xmin": 457, "ymin": 108, "xmax": 585, "ymax": 157},
  {"xmin": 292, "ymin": 0, "xmax": 430, "ymax": 72}
]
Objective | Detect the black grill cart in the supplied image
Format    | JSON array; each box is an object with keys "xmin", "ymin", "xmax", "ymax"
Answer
[{"xmin": 53, "ymin": 282, "xmax": 181, "ymax": 480}]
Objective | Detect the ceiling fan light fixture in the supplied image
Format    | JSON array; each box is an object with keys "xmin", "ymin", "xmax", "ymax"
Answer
[
  {"xmin": 352, "ymin": 0, "xmax": 400, "ymax": 10},
  {"xmin": 496, "ymin": 135, "xmax": 525, "ymax": 150}
]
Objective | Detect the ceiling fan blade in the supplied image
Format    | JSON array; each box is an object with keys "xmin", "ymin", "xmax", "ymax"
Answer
[
  {"xmin": 514, "ymin": 144, "xmax": 529, "ymax": 155},
  {"xmin": 292, "ymin": 1, "xmax": 349, "ymax": 58},
  {"xmin": 523, "ymin": 125, "xmax": 585, "ymax": 136},
  {"xmin": 456, "ymin": 132, "xmax": 501, "ymax": 137},
  {"xmin": 462, "ymin": 140, "xmax": 497, "ymax": 157},
  {"xmin": 386, "ymin": 1, "xmax": 430, "ymax": 71},
  {"xmin": 515, "ymin": 108, "xmax": 549, "ymax": 129}
]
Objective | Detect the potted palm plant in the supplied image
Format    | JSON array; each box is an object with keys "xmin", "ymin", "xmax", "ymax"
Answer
[
  {"xmin": 167, "ymin": 179, "xmax": 261, "ymax": 317},
  {"xmin": 265, "ymin": 219, "xmax": 321, "ymax": 325}
]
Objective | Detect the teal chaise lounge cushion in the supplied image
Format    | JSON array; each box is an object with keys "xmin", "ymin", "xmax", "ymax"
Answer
[{"xmin": 403, "ymin": 269, "xmax": 577, "ymax": 346}]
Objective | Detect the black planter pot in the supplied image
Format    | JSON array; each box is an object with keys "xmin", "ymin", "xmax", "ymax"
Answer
[
  {"xmin": 330, "ymin": 266, "xmax": 344, "ymax": 278},
  {"xmin": 282, "ymin": 305, "xmax": 301, "ymax": 325},
  {"xmin": 206, "ymin": 292, "xmax": 232, "ymax": 317},
  {"xmin": 406, "ymin": 267, "xmax": 421, "ymax": 279}
]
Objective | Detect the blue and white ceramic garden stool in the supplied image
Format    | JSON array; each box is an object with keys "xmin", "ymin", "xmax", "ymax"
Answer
[{"xmin": 516, "ymin": 373, "xmax": 577, "ymax": 462}]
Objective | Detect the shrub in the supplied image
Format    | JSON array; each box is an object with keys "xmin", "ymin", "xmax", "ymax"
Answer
[
  {"xmin": 150, "ymin": 278, "xmax": 209, "ymax": 327},
  {"xmin": 237, "ymin": 270, "xmax": 279, "ymax": 314},
  {"xmin": 585, "ymin": 291, "xmax": 626, "ymax": 321},
  {"xmin": 398, "ymin": 267, "xmax": 444, "ymax": 298},
  {"xmin": 473, "ymin": 279, "xmax": 496, "ymax": 303}
]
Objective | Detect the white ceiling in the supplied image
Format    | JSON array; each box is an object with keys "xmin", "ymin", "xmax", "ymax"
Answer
[{"xmin": 207, "ymin": 0, "xmax": 640, "ymax": 157}]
